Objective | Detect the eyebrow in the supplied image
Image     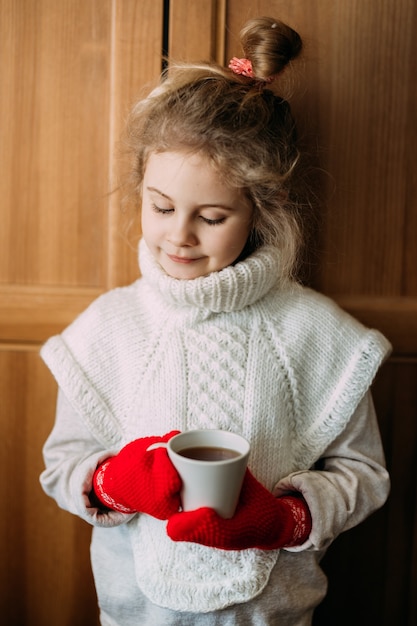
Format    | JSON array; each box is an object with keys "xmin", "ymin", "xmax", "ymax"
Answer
[
  {"xmin": 146, "ymin": 186, "xmax": 237, "ymax": 211},
  {"xmin": 147, "ymin": 186, "xmax": 172, "ymax": 201}
]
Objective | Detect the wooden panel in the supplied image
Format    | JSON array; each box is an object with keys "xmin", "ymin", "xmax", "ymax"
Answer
[
  {"xmin": 107, "ymin": 0, "xmax": 164, "ymax": 288},
  {"xmin": 226, "ymin": 0, "xmax": 417, "ymax": 298},
  {"xmin": 0, "ymin": 286, "xmax": 101, "ymax": 344},
  {"xmin": 0, "ymin": 0, "xmax": 112, "ymax": 288},
  {"xmin": 169, "ymin": 0, "xmax": 226, "ymax": 63},
  {"xmin": 336, "ymin": 295, "xmax": 417, "ymax": 356},
  {"xmin": 0, "ymin": 349, "xmax": 99, "ymax": 625},
  {"xmin": 314, "ymin": 0, "xmax": 416, "ymax": 297}
]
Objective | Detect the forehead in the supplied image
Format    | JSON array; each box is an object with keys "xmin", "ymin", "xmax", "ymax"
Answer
[{"xmin": 143, "ymin": 151, "xmax": 245, "ymax": 205}]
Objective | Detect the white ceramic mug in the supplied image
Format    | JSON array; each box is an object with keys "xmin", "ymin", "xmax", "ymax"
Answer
[{"xmin": 153, "ymin": 429, "xmax": 250, "ymax": 519}]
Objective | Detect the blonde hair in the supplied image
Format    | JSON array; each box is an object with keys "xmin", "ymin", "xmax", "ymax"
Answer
[{"xmin": 124, "ymin": 17, "xmax": 306, "ymax": 280}]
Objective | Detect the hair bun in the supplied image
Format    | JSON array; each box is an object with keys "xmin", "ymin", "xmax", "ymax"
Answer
[{"xmin": 240, "ymin": 17, "xmax": 302, "ymax": 81}]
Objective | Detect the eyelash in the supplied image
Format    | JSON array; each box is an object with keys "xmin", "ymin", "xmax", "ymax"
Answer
[
  {"xmin": 152, "ymin": 205, "xmax": 173, "ymax": 215},
  {"xmin": 201, "ymin": 217, "xmax": 226, "ymax": 226},
  {"xmin": 151, "ymin": 205, "xmax": 226, "ymax": 226}
]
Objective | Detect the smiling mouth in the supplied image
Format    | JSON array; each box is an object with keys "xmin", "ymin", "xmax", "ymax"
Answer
[{"xmin": 167, "ymin": 254, "xmax": 201, "ymax": 264}]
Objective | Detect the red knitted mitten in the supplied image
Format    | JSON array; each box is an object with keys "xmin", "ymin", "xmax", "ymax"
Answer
[
  {"xmin": 167, "ymin": 469, "xmax": 312, "ymax": 550},
  {"xmin": 93, "ymin": 431, "xmax": 181, "ymax": 519}
]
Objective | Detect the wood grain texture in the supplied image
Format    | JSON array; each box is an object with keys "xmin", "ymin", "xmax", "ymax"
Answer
[
  {"xmin": 107, "ymin": 0, "xmax": 164, "ymax": 288},
  {"xmin": 0, "ymin": 285, "xmax": 101, "ymax": 343},
  {"xmin": 226, "ymin": 0, "xmax": 417, "ymax": 298},
  {"xmin": 0, "ymin": 0, "xmax": 112, "ymax": 288},
  {"xmin": 169, "ymin": 0, "xmax": 224, "ymax": 62},
  {"xmin": 0, "ymin": 350, "xmax": 99, "ymax": 625}
]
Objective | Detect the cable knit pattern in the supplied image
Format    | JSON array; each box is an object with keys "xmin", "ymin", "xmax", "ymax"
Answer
[{"xmin": 41, "ymin": 240, "xmax": 391, "ymax": 612}]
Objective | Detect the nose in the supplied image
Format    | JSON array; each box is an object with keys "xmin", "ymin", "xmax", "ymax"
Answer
[{"xmin": 168, "ymin": 215, "xmax": 198, "ymax": 247}]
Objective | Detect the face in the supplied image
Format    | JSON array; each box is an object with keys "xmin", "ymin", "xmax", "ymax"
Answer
[{"xmin": 141, "ymin": 151, "xmax": 254, "ymax": 279}]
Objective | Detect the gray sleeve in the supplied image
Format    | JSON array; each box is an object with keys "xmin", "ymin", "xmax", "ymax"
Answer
[
  {"xmin": 40, "ymin": 389, "xmax": 134, "ymax": 527},
  {"xmin": 273, "ymin": 391, "xmax": 390, "ymax": 551}
]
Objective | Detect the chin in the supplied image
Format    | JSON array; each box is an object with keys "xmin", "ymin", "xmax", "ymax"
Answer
[{"xmin": 167, "ymin": 268, "xmax": 205, "ymax": 280}]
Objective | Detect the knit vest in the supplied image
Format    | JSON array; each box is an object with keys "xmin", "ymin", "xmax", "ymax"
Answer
[{"xmin": 41, "ymin": 240, "xmax": 391, "ymax": 612}]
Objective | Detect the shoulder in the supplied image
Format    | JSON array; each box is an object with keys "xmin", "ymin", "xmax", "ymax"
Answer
[
  {"xmin": 267, "ymin": 283, "xmax": 371, "ymax": 330},
  {"xmin": 41, "ymin": 280, "xmax": 147, "ymax": 367},
  {"xmin": 61, "ymin": 280, "xmax": 143, "ymax": 337},
  {"xmin": 41, "ymin": 278, "xmax": 145, "ymax": 390},
  {"xmin": 263, "ymin": 283, "xmax": 391, "ymax": 359},
  {"xmin": 261, "ymin": 283, "xmax": 343, "ymax": 329},
  {"xmin": 79, "ymin": 280, "xmax": 142, "ymax": 320}
]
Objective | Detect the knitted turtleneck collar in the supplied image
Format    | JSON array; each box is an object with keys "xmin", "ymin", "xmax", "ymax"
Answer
[{"xmin": 138, "ymin": 239, "xmax": 284, "ymax": 312}]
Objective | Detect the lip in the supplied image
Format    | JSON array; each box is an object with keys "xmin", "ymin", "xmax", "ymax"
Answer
[{"xmin": 167, "ymin": 254, "xmax": 201, "ymax": 264}]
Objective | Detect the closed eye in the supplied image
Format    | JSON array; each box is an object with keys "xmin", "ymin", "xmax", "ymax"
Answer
[
  {"xmin": 200, "ymin": 216, "xmax": 226, "ymax": 226},
  {"xmin": 152, "ymin": 204, "xmax": 174, "ymax": 215}
]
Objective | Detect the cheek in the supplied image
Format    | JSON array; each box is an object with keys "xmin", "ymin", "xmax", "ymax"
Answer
[
  {"xmin": 229, "ymin": 218, "xmax": 252, "ymax": 245},
  {"xmin": 214, "ymin": 225, "xmax": 250, "ymax": 259},
  {"xmin": 141, "ymin": 206, "xmax": 158, "ymax": 239}
]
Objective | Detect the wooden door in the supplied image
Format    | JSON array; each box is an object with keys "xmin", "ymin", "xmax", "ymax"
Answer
[{"xmin": 1, "ymin": 1, "xmax": 416, "ymax": 624}]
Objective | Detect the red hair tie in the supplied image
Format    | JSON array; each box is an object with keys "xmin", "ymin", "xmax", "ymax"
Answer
[
  {"xmin": 228, "ymin": 57, "xmax": 276, "ymax": 84},
  {"xmin": 228, "ymin": 57, "xmax": 255, "ymax": 78}
]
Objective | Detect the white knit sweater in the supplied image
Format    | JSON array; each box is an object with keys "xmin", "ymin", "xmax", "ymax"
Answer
[{"xmin": 41, "ymin": 241, "xmax": 391, "ymax": 613}]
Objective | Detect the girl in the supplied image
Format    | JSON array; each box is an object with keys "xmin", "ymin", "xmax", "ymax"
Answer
[{"xmin": 40, "ymin": 17, "xmax": 391, "ymax": 626}]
